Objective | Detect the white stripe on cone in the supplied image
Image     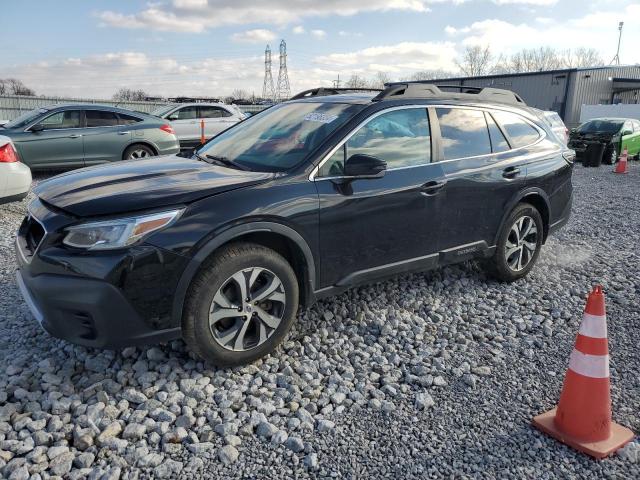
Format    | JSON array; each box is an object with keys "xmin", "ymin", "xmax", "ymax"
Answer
[
  {"xmin": 568, "ymin": 349, "xmax": 610, "ymax": 379},
  {"xmin": 579, "ymin": 313, "xmax": 608, "ymax": 339}
]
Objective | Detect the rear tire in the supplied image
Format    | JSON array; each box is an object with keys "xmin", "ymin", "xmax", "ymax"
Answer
[
  {"xmin": 484, "ymin": 203, "xmax": 543, "ymax": 282},
  {"xmin": 123, "ymin": 144, "xmax": 155, "ymax": 160},
  {"xmin": 182, "ymin": 242, "xmax": 299, "ymax": 366}
]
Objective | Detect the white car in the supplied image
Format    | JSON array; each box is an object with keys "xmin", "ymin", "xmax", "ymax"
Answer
[
  {"xmin": 151, "ymin": 103, "xmax": 246, "ymax": 149},
  {"xmin": 0, "ymin": 136, "xmax": 31, "ymax": 204}
]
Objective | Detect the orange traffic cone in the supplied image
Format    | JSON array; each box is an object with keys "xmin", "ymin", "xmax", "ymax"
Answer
[
  {"xmin": 200, "ymin": 119, "xmax": 206, "ymax": 145},
  {"xmin": 614, "ymin": 147, "xmax": 628, "ymax": 174},
  {"xmin": 532, "ymin": 285, "xmax": 634, "ymax": 459}
]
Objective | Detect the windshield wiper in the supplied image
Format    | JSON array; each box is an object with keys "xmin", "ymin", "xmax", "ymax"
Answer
[{"xmin": 205, "ymin": 154, "xmax": 250, "ymax": 171}]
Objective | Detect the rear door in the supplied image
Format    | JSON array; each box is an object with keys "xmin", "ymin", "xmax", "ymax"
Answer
[
  {"xmin": 433, "ymin": 107, "xmax": 538, "ymax": 253},
  {"xmin": 315, "ymin": 106, "xmax": 446, "ymax": 287},
  {"xmin": 167, "ymin": 106, "xmax": 199, "ymax": 142},
  {"xmin": 199, "ymin": 106, "xmax": 238, "ymax": 139},
  {"xmin": 15, "ymin": 109, "xmax": 84, "ymax": 169},
  {"xmin": 82, "ymin": 109, "xmax": 132, "ymax": 165}
]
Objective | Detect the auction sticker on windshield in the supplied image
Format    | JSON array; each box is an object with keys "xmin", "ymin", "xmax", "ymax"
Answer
[{"xmin": 304, "ymin": 113, "xmax": 338, "ymax": 124}]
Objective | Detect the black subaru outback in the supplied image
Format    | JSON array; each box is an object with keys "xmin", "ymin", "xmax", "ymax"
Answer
[{"xmin": 15, "ymin": 84, "xmax": 574, "ymax": 366}]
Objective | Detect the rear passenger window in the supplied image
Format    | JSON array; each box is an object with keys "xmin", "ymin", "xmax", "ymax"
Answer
[
  {"xmin": 492, "ymin": 111, "xmax": 540, "ymax": 148},
  {"xmin": 199, "ymin": 106, "xmax": 232, "ymax": 118},
  {"xmin": 436, "ymin": 108, "xmax": 491, "ymax": 159},
  {"xmin": 485, "ymin": 113, "xmax": 510, "ymax": 153},
  {"xmin": 86, "ymin": 110, "xmax": 120, "ymax": 127},
  {"xmin": 118, "ymin": 113, "xmax": 143, "ymax": 125}
]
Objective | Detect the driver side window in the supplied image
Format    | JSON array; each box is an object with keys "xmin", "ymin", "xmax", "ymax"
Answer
[
  {"xmin": 36, "ymin": 110, "xmax": 81, "ymax": 130},
  {"xmin": 318, "ymin": 108, "xmax": 431, "ymax": 177}
]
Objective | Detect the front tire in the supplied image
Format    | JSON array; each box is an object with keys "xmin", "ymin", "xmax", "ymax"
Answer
[
  {"xmin": 603, "ymin": 145, "xmax": 617, "ymax": 165},
  {"xmin": 484, "ymin": 203, "xmax": 543, "ymax": 282},
  {"xmin": 183, "ymin": 242, "xmax": 299, "ymax": 366}
]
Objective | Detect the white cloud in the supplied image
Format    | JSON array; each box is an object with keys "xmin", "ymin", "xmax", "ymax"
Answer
[
  {"xmin": 231, "ymin": 29, "xmax": 277, "ymax": 43},
  {"xmin": 315, "ymin": 41, "xmax": 458, "ymax": 73},
  {"xmin": 311, "ymin": 29, "xmax": 327, "ymax": 39},
  {"xmin": 492, "ymin": 0, "xmax": 557, "ymax": 5},
  {"xmin": 292, "ymin": 26, "xmax": 305, "ymax": 34},
  {"xmin": 446, "ymin": 4, "xmax": 640, "ymax": 64},
  {"xmin": 98, "ymin": 0, "xmax": 436, "ymax": 32}
]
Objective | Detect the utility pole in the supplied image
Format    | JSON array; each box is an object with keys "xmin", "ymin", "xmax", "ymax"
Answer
[
  {"xmin": 332, "ymin": 74, "xmax": 341, "ymax": 89},
  {"xmin": 610, "ymin": 21, "xmax": 624, "ymax": 65}
]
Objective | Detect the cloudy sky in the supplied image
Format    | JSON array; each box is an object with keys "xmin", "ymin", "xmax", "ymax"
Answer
[{"xmin": 3, "ymin": 0, "xmax": 639, "ymax": 98}]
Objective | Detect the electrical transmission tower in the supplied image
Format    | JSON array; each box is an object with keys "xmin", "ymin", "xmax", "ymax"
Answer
[
  {"xmin": 276, "ymin": 40, "xmax": 291, "ymax": 101},
  {"xmin": 262, "ymin": 45, "xmax": 275, "ymax": 101}
]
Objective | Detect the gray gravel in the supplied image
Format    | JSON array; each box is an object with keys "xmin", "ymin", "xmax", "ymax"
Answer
[{"xmin": 1, "ymin": 166, "xmax": 639, "ymax": 479}]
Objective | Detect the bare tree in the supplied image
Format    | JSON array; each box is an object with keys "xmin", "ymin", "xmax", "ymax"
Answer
[
  {"xmin": 113, "ymin": 88, "xmax": 148, "ymax": 101},
  {"xmin": 231, "ymin": 89, "xmax": 249, "ymax": 100},
  {"xmin": 345, "ymin": 74, "xmax": 368, "ymax": 88},
  {"xmin": 561, "ymin": 48, "xmax": 604, "ymax": 68},
  {"xmin": 496, "ymin": 47, "xmax": 604, "ymax": 74},
  {"xmin": 0, "ymin": 78, "xmax": 35, "ymax": 96},
  {"xmin": 456, "ymin": 46, "xmax": 494, "ymax": 77},
  {"xmin": 366, "ymin": 72, "xmax": 392, "ymax": 89},
  {"xmin": 407, "ymin": 70, "xmax": 456, "ymax": 81}
]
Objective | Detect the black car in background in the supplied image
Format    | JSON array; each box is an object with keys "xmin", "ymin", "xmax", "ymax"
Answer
[
  {"xmin": 568, "ymin": 117, "xmax": 640, "ymax": 164},
  {"xmin": 15, "ymin": 84, "xmax": 574, "ymax": 366}
]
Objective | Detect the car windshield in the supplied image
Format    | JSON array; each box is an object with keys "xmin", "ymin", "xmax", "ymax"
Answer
[
  {"xmin": 151, "ymin": 105, "xmax": 177, "ymax": 117},
  {"xmin": 196, "ymin": 102, "xmax": 362, "ymax": 172},
  {"xmin": 578, "ymin": 120, "xmax": 623, "ymax": 134},
  {"xmin": 3, "ymin": 108, "xmax": 48, "ymax": 129}
]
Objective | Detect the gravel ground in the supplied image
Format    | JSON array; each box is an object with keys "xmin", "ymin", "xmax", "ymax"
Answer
[{"xmin": 1, "ymin": 166, "xmax": 639, "ymax": 480}]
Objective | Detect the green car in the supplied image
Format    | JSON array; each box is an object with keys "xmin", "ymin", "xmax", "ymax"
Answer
[
  {"xmin": 568, "ymin": 117, "xmax": 640, "ymax": 164},
  {"xmin": 0, "ymin": 104, "xmax": 180, "ymax": 170}
]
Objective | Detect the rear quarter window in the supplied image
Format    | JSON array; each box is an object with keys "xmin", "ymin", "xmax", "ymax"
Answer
[
  {"xmin": 118, "ymin": 113, "xmax": 143, "ymax": 125},
  {"xmin": 493, "ymin": 111, "xmax": 541, "ymax": 148}
]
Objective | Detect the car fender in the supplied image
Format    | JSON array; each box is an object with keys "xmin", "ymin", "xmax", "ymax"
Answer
[
  {"xmin": 494, "ymin": 187, "xmax": 551, "ymax": 246},
  {"xmin": 170, "ymin": 221, "xmax": 317, "ymax": 327}
]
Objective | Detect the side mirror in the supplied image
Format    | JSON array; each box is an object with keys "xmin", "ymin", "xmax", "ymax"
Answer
[
  {"xmin": 167, "ymin": 114, "xmax": 179, "ymax": 121},
  {"xmin": 622, "ymin": 129, "xmax": 633, "ymax": 136},
  {"xmin": 344, "ymin": 153, "xmax": 386, "ymax": 179},
  {"xmin": 29, "ymin": 123, "xmax": 44, "ymax": 132}
]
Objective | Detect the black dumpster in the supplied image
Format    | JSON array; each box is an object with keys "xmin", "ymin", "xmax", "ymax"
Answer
[{"xmin": 584, "ymin": 142, "xmax": 605, "ymax": 167}]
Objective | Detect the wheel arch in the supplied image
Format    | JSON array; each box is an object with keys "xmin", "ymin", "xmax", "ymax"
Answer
[
  {"xmin": 171, "ymin": 222, "xmax": 317, "ymax": 327},
  {"xmin": 495, "ymin": 188, "xmax": 551, "ymax": 245}
]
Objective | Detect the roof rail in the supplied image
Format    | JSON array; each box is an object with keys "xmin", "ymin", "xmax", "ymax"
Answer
[
  {"xmin": 290, "ymin": 87, "xmax": 382, "ymax": 100},
  {"xmin": 373, "ymin": 82, "xmax": 526, "ymax": 106}
]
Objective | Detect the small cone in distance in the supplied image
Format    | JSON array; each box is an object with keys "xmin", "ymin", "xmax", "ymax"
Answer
[
  {"xmin": 614, "ymin": 147, "xmax": 628, "ymax": 174},
  {"xmin": 532, "ymin": 285, "xmax": 634, "ymax": 459}
]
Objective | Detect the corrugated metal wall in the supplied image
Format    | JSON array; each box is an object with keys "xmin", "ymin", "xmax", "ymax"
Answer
[
  {"xmin": 0, "ymin": 95, "xmax": 267, "ymax": 121},
  {"xmin": 565, "ymin": 65, "xmax": 640, "ymax": 126}
]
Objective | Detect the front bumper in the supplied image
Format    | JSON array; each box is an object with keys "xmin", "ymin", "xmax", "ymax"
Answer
[{"xmin": 16, "ymin": 268, "xmax": 180, "ymax": 348}]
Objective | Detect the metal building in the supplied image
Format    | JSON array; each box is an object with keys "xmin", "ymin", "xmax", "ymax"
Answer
[{"xmin": 419, "ymin": 65, "xmax": 640, "ymax": 126}]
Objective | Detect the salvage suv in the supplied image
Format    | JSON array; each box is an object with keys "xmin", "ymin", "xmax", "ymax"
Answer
[{"xmin": 15, "ymin": 84, "xmax": 574, "ymax": 366}]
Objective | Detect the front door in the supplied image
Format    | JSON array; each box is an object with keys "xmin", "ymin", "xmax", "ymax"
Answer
[
  {"xmin": 14, "ymin": 109, "xmax": 84, "ymax": 169},
  {"xmin": 315, "ymin": 107, "xmax": 446, "ymax": 288},
  {"xmin": 168, "ymin": 106, "xmax": 199, "ymax": 143},
  {"xmin": 82, "ymin": 109, "xmax": 133, "ymax": 165},
  {"xmin": 621, "ymin": 120, "xmax": 640, "ymax": 157}
]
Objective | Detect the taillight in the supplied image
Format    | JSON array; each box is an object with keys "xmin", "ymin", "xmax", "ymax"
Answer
[
  {"xmin": 0, "ymin": 143, "xmax": 19, "ymax": 163},
  {"xmin": 160, "ymin": 124, "xmax": 175, "ymax": 135}
]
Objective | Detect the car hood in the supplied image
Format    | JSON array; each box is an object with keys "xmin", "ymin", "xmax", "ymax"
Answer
[
  {"xmin": 570, "ymin": 131, "xmax": 615, "ymax": 141},
  {"xmin": 34, "ymin": 155, "xmax": 275, "ymax": 217}
]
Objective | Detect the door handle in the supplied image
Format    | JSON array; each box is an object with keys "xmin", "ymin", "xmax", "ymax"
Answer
[
  {"xmin": 68, "ymin": 134, "xmax": 82, "ymax": 139},
  {"xmin": 502, "ymin": 167, "xmax": 521, "ymax": 179},
  {"xmin": 117, "ymin": 131, "xmax": 131, "ymax": 135},
  {"xmin": 420, "ymin": 180, "xmax": 447, "ymax": 195}
]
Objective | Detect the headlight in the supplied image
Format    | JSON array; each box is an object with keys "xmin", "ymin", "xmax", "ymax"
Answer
[{"xmin": 63, "ymin": 209, "xmax": 184, "ymax": 250}]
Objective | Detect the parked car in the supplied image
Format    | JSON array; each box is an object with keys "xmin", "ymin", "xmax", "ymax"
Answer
[
  {"xmin": 0, "ymin": 136, "xmax": 31, "ymax": 204},
  {"xmin": 15, "ymin": 84, "xmax": 574, "ymax": 366},
  {"xmin": 568, "ymin": 117, "xmax": 640, "ymax": 164},
  {"xmin": 151, "ymin": 102, "xmax": 246, "ymax": 149},
  {"xmin": 0, "ymin": 105, "xmax": 180, "ymax": 170}
]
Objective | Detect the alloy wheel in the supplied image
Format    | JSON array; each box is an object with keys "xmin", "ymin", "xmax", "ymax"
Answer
[
  {"xmin": 505, "ymin": 215, "xmax": 538, "ymax": 272},
  {"xmin": 208, "ymin": 267, "xmax": 286, "ymax": 351},
  {"xmin": 128, "ymin": 149, "xmax": 150, "ymax": 159}
]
